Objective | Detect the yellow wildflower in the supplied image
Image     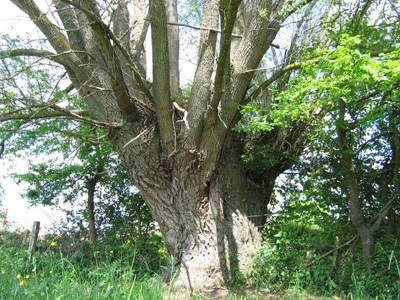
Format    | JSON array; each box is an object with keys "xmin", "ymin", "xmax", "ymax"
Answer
[
  {"xmin": 32, "ymin": 268, "xmax": 36, "ymax": 272},
  {"xmin": 19, "ymin": 280, "xmax": 24, "ymax": 286},
  {"xmin": 16, "ymin": 274, "xmax": 21, "ymax": 279},
  {"xmin": 25, "ymin": 275, "xmax": 29, "ymax": 279},
  {"xmin": 127, "ymin": 240, "xmax": 131, "ymax": 244},
  {"xmin": 21, "ymin": 229, "xmax": 25, "ymax": 233},
  {"xmin": 127, "ymin": 232, "xmax": 130, "ymax": 236},
  {"xmin": 110, "ymin": 250, "xmax": 114, "ymax": 254},
  {"xmin": 50, "ymin": 241, "xmax": 56, "ymax": 246},
  {"xmin": 116, "ymin": 233, "xmax": 119, "ymax": 237},
  {"xmin": 81, "ymin": 237, "xmax": 85, "ymax": 241},
  {"xmin": 49, "ymin": 270, "xmax": 53, "ymax": 274}
]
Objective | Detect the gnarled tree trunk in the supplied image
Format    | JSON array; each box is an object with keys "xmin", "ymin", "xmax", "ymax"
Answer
[
  {"xmin": 112, "ymin": 129, "xmax": 277, "ymax": 286},
  {"xmin": 6, "ymin": 0, "xmax": 313, "ymax": 288}
]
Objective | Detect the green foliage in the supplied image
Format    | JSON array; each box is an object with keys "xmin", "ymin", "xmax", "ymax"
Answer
[
  {"xmin": 249, "ymin": 199, "xmax": 340, "ymax": 294},
  {"xmin": 238, "ymin": 18, "xmax": 400, "ymax": 296},
  {"xmin": 249, "ymin": 196, "xmax": 400, "ymax": 298},
  {"xmin": 238, "ymin": 36, "xmax": 400, "ymax": 134}
]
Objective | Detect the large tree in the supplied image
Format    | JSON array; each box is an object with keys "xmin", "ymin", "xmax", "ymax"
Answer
[{"xmin": 1, "ymin": 0, "xmax": 395, "ymax": 287}]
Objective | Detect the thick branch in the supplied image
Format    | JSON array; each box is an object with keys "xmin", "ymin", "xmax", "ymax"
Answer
[
  {"xmin": 165, "ymin": 0, "xmax": 180, "ymax": 94},
  {"xmin": 0, "ymin": 109, "xmax": 119, "ymax": 128},
  {"xmin": 53, "ymin": 0, "xmax": 87, "ymax": 61},
  {"xmin": 209, "ymin": 0, "xmax": 241, "ymax": 115},
  {"xmin": 61, "ymin": 0, "xmax": 152, "ymax": 101},
  {"xmin": 0, "ymin": 48, "xmax": 97, "ymax": 68},
  {"xmin": 10, "ymin": 0, "xmax": 82, "ymax": 69},
  {"xmin": 63, "ymin": 0, "xmax": 138, "ymax": 120},
  {"xmin": 0, "ymin": 48, "xmax": 62, "ymax": 64},
  {"xmin": 185, "ymin": 0, "xmax": 219, "ymax": 149},
  {"xmin": 150, "ymin": 0, "xmax": 175, "ymax": 154},
  {"xmin": 371, "ymin": 197, "xmax": 396, "ymax": 231}
]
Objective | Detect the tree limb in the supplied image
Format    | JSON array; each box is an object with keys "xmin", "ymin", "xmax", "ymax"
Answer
[
  {"xmin": 0, "ymin": 108, "xmax": 120, "ymax": 128},
  {"xmin": 305, "ymin": 235, "xmax": 358, "ymax": 267},
  {"xmin": 209, "ymin": 0, "xmax": 241, "ymax": 116},
  {"xmin": 244, "ymin": 58, "xmax": 318, "ymax": 104},
  {"xmin": 60, "ymin": 0, "xmax": 152, "ymax": 102},
  {"xmin": 150, "ymin": 0, "xmax": 175, "ymax": 154},
  {"xmin": 167, "ymin": 21, "xmax": 242, "ymax": 38},
  {"xmin": 185, "ymin": 0, "xmax": 219, "ymax": 149},
  {"xmin": 10, "ymin": 0, "xmax": 82, "ymax": 70}
]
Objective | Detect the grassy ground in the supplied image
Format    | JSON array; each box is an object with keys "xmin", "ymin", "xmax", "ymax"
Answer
[
  {"xmin": 0, "ymin": 230, "xmax": 353, "ymax": 299},
  {"xmin": 0, "ymin": 250, "xmax": 341, "ymax": 299}
]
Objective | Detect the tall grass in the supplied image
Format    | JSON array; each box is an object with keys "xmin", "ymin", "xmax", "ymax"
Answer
[
  {"xmin": 0, "ymin": 230, "xmax": 168, "ymax": 300},
  {"xmin": 347, "ymin": 252, "xmax": 400, "ymax": 300}
]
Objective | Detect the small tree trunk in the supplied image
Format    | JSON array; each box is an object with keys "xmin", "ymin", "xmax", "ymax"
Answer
[
  {"xmin": 87, "ymin": 178, "xmax": 98, "ymax": 245},
  {"xmin": 388, "ymin": 112, "xmax": 400, "ymax": 233},
  {"xmin": 381, "ymin": 169, "xmax": 395, "ymax": 234},
  {"xmin": 136, "ymin": 201, "xmax": 143, "ymax": 238},
  {"xmin": 338, "ymin": 103, "xmax": 373, "ymax": 267},
  {"xmin": 28, "ymin": 221, "xmax": 40, "ymax": 260}
]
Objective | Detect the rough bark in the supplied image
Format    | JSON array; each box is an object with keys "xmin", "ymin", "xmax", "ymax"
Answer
[{"xmin": 111, "ymin": 129, "xmax": 276, "ymax": 286}]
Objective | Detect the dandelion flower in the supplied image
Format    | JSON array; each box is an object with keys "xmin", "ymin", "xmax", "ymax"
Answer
[
  {"xmin": 127, "ymin": 232, "xmax": 130, "ymax": 236},
  {"xmin": 32, "ymin": 268, "xmax": 36, "ymax": 272},
  {"xmin": 50, "ymin": 241, "xmax": 56, "ymax": 246},
  {"xmin": 19, "ymin": 280, "xmax": 24, "ymax": 286},
  {"xmin": 81, "ymin": 237, "xmax": 85, "ymax": 241},
  {"xmin": 127, "ymin": 240, "xmax": 131, "ymax": 244},
  {"xmin": 16, "ymin": 274, "xmax": 21, "ymax": 279},
  {"xmin": 25, "ymin": 275, "xmax": 29, "ymax": 279},
  {"xmin": 49, "ymin": 270, "xmax": 53, "ymax": 274}
]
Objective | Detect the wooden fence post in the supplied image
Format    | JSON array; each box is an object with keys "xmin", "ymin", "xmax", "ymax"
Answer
[{"xmin": 28, "ymin": 221, "xmax": 40, "ymax": 261}]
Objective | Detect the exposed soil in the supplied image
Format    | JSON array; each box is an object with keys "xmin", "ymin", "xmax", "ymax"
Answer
[{"xmin": 165, "ymin": 286, "xmax": 344, "ymax": 299}]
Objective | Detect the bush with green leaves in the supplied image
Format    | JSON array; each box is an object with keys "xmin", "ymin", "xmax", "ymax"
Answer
[{"xmin": 248, "ymin": 198, "xmax": 341, "ymax": 295}]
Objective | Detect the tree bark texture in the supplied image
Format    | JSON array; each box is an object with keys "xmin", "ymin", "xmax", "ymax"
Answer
[
  {"xmin": 87, "ymin": 176, "xmax": 100, "ymax": 245},
  {"xmin": 8, "ymin": 0, "xmax": 312, "ymax": 287},
  {"xmin": 112, "ymin": 131, "xmax": 277, "ymax": 285},
  {"xmin": 165, "ymin": 0, "xmax": 180, "ymax": 94}
]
